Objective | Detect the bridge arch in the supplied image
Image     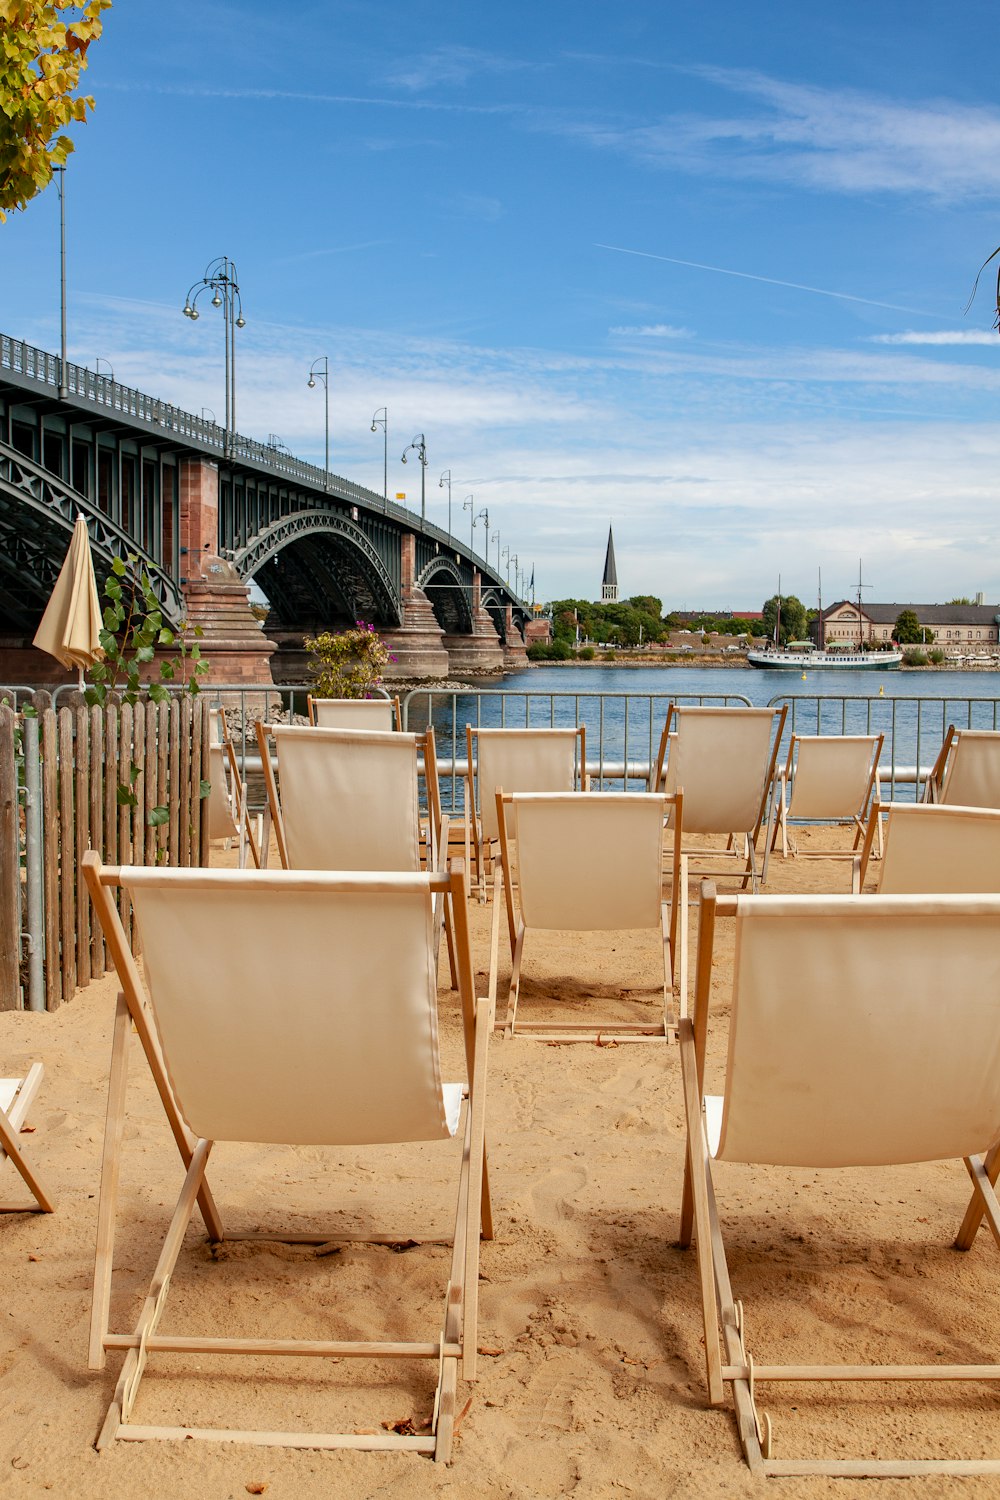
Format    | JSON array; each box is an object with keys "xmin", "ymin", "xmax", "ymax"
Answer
[
  {"xmin": 232, "ymin": 509, "xmax": 401, "ymax": 629},
  {"xmin": 417, "ymin": 556, "xmax": 473, "ymax": 635}
]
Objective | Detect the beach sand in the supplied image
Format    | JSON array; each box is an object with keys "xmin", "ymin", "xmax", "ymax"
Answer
[{"xmin": 2, "ymin": 830, "xmax": 999, "ymax": 1499}]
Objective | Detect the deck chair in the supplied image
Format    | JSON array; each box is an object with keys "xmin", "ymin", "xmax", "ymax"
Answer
[
  {"xmin": 854, "ymin": 801, "xmax": 1000, "ymax": 893},
  {"xmin": 679, "ymin": 882, "xmax": 1000, "ymax": 1478},
  {"xmin": 206, "ymin": 707, "xmax": 260, "ymax": 868},
  {"xmin": 82, "ymin": 853, "xmax": 491, "ymax": 1461},
  {"xmin": 649, "ymin": 705, "xmax": 787, "ymax": 892},
  {"xmin": 769, "ymin": 733, "xmax": 883, "ymax": 868},
  {"xmin": 923, "ymin": 726, "xmax": 1000, "ymax": 807},
  {"xmin": 465, "ymin": 726, "xmax": 586, "ymax": 902},
  {"xmin": 491, "ymin": 791, "xmax": 682, "ymax": 1040},
  {"xmin": 307, "ymin": 695, "xmax": 402, "ymax": 731},
  {"xmin": 256, "ymin": 722, "xmax": 457, "ymax": 985},
  {"xmin": 0, "ymin": 1063, "xmax": 54, "ymax": 1213}
]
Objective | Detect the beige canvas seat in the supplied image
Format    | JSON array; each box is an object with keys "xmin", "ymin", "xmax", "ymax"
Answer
[
  {"xmin": 465, "ymin": 726, "xmax": 587, "ymax": 903},
  {"xmin": 82, "ymin": 853, "xmax": 491, "ymax": 1461},
  {"xmin": 256, "ymin": 721, "xmax": 456, "ymax": 982},
  {"xmin": 307, "ymin": 695, "xmax": 402, "ymax": 731},
  {"xmin": 679, "ymin": 882, "xmax": 1000, "ymax": 1478},
  {"xmin": 769, "ymin": 733, "xmax": 883, "ymax": 868},
  {"xmin": 491, "ymin": 791, "xmax": 682, "ymax": 1040},
  {"xmin": 854, "ymin": 800, "xmax": 1000, "ymax": 893},
  {"xmin": 0, "ymin": 1063, "xmax": 54, "ymax": 1213},
  {"xmin": 649, "ymin": 705, "xmax": 787, "ymax": 892},
  {"xmin": 923, "ymin": 726, "xmax": 1000, "ymax": 807},
  {"xmin": 206, "ymin": 707, "xmax": 260, "ymax": 868}
]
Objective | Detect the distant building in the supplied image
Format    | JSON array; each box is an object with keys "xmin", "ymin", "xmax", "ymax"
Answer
[
  {"xmin": 601, "ymin": 527, "xmax": 618, "ymax": 602},
  {"xmin": 815, "ymin": 596, "xmax": 1000, "ymax": 652}
]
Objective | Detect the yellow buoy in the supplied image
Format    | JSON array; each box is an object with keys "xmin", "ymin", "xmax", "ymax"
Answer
[
  {"xmin": 801, "ymin": 671, "xmax": 807, "ymax": 680},
  {"xmin": 879, "ymin": 684, "xmax": 885, "ymax": 696}
]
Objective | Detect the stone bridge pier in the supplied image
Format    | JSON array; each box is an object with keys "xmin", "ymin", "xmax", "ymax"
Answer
[{"xmin": 380, "ymin": 536, "xmax": 505, "ymax": 681}]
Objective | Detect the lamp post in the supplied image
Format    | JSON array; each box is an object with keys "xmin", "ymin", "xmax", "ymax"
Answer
[
  {"xmin": 511, "ymin": 554, "xmax": 519, "ymax": 598},
  {"xmin": 306, "ymin": 356, "xmax": 330, "ymax": 489},
  {"xmin": 54, "ymin": 165, "xmax": 67, "ymax": 397},
  {"xmin": 473, "ymin": 506, "xmax": 489, "ymax": 561},
  {"xmin": 439, "ymin": 469, "xmax": 452, "ymax": 538},
  {"xmin": 401, "ymin": 434, "xmax": 428, "ymax": 527},
  {"xmin": 463, "ymin": 494, "xmax": 475, "ymax": 551},
  {"xmin": 182, "ymin": 256, "xmax": 246, "ymax": 455},
  {"xmin": 371, "ymin": 407, "xmax": 388, "ymax": 509},
  {"xmin": 502, "ymin": 545, "xmax": 511, "ymax": 584},
  {"xmin": 491, "ymin": 529, "xmax": 500, "ymax": 574}
]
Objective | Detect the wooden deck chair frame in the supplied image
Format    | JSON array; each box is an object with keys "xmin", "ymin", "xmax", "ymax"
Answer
[
  {"xmin": 649, "ymin": 704, "xmax": 787, "ymax": 893},
  {"xmin": 207, "ymin": 706, "xmax": 261, "ymax": 869},
  {"xmin": 678, "ymin": 880, "xmax": 1000, "ymax": 1478},
  {"xmin": 0, "ymin": 1064, "xmax": 54, "ymax": 1213},
  {"xmin": 854, "ymin": 800, "xmax": 1000, "ymax": 894},
  {"xmin": 923, "ymin": 725, "xmax": 1000, "ymax": 807},
  {"xmin": 769, "ymin": 732, "xmax": 883, "ymax": 864},
  {"xmin": 464, "ymin": 725, "xmax": 587, "ymax": 903},
  {"xmin": 490, "ymin": 790, "xmax": 684, "ymax": 1042},
  {"xmin": 255, "ymin": 720, "xmax": 457, "ymax": 986},
  {"xmin": 307, "ymin": 694, "xmax": 402, "ymax": 731},
  {"xmin": 82, "ymin": 852, "xmax": 491, "ymax": 1462}
]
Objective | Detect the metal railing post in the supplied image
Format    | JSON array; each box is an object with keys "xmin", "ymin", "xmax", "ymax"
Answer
[{"xmin": 22, "ymin": 715, "xmax": 44, "ymax": 1012}]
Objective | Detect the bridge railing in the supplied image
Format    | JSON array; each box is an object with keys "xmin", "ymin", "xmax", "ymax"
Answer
[{"xmin": 1, "ymin": 333, "xmax": 519, "ymax": 599}]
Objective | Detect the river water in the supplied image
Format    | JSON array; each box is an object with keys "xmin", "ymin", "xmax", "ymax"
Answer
[{"xmin": 403, "ymin": 664, "xmax": 1000, "ymax": 797}]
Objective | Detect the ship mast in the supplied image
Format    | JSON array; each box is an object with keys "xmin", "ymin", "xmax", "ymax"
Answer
[{"xmin": 817, "ymin": 568, "xmax": 823, "ymax": 650}]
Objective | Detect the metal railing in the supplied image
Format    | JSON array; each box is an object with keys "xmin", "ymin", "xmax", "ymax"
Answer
[{"xmin": 22, "ymin": 682, "xmax": 1000, "ymax": 817}]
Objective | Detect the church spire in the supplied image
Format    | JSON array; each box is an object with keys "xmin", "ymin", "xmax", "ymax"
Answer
[{"xmin": 601, "ymin": 526, "xmax": 618, "ymax": 602}]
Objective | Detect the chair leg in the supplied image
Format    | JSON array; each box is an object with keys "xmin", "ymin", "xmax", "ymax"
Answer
[
  {"xmin": 956, "ymin": 1139, "xmax": 1000, "ymax": 1250},
  {"xmin": 506, "ymin": 926, "xmax": 526, "ymax": 1036},
  {"xmin": 0, "ymin": 1091, "xmax": 54, "ymax": 1213},
  {"xmin": 90, "ymin": 993, "xmax": 132, "ymax": 1370}
]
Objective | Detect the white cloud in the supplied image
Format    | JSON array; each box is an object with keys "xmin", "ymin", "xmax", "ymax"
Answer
[
  {"xmin": 28, "ymin": 292, "xmax": 1000, "ymax": 606},
  {"xmin": 869, "ymin": 330, "xmax": 999, "ymax": 346},
  {"xmin": 609, "ymin": 323, "xmax": 692, "ymax": 339},
  {"xmin": 561, "ymin": 69, "xmax": 1000, "ymax": 200}
]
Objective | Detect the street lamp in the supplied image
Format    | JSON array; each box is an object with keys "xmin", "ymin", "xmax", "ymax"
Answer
[
  {"xmin": 401, "ymin": 434, "xmax": 428, "ymax": 527},
  {"xmin": 371, "ymin": 407, "xmax": 388, "ymax": 509},
  {"xmin": 307, "ymin": 356, "xmax": 329, "ymax": 490},
  {"xmin": 439, "ymin": 469, "xmax": 452, "ymax": 538},
  {"xmin": 491, "ymin": 529, "xmax": 500, "ymax": 574},
  {"xmin": 502, "ymin": 544, "xmax": 511, "ymax": 584},
  {"xmin": 182, "ymin": 256, "xmax": 246, "ymax": 453},
  {"xmin": 511, "ymin": 554, "xmax": 519, "ymax": 598},
  {"xmin": 473, "ymin": 505, "xmax": 489, "ymax": 560}
]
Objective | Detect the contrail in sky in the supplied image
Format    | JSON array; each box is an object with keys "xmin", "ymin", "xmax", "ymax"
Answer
[{"xmin": 596, "ymin": 243, "xmax": 940, "ymax": 318}]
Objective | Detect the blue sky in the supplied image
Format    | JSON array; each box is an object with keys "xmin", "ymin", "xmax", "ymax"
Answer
[{"xmin": 5, "ymin": 1, "xmax": 1000, "ymax": 609}]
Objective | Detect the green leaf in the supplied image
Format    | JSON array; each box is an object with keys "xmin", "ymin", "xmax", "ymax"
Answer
[
  {"xmin": 158, "ymin": 627, "xmax": 174, "ymax": 646},
  {"xmin": 199, "ymin": 778, "xmax": 212, "ymax": 799},
  {"xmin": 159, "ymin": 661, "xmax": 175, "ymax": 680},
  {"xmin": 111, "ymin": 555, "xmax": 127, "ymax": 577},
  {"xmin": 116, "ymin": 785, "xmax": 137, "ymax": 807},
  {"xmin": 103, "ymin": 606, "xmax": 118, "ymax": 631},
  {"xmin": 147, "ymin": 805, "xmax": 170, "ymax": 826},
  {"xmin": 135, "ymin": 645, "xmax": 155, "ymax": 663},
  {"xmin": 105, "ymin": 576, "xmax": 122, "ymax": 600},
  {"xmin": 149, "ymin": 682, "xmax": 169, "ymax": 704}
]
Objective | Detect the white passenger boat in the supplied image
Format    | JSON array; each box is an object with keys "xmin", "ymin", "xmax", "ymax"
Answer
[{"xmin": 746, "ymin": 646, "xmax": 903, "ymax": 671}]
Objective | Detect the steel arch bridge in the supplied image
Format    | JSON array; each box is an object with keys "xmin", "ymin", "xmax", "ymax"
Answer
[{"xmin": 0, "ymin": 334, "xmax": 532, "ymax": 647}]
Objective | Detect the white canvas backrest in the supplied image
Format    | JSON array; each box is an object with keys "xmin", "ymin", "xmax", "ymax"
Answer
[
  {"xmin": 785, "ymin": 735, "xmax": 880, "ymax": 820},
  {"xmin": 509, "ymin": 793, "xmax": 666, "ymax": 931},
  {"xmin": 716, "ymin": 894, "xmax": 1000, "ymax": 1168},
  {"xmin": 664, "ymin": 707, "xmax": 778, "ymax": 834},
  {"xmin": 877, "ymin": 804, "xmax": 1000, "ymax": 894},
  {"xmin": 273, "ymin": 725, "xmax": 420, "ymax": 871},
  {"xmin": 475, "ymin": 728, "xmax": 579, "ymax": 843},
  {"xmin": 310, "ymin": 698, "xmax": 396, "ymax": 731},
  {"xmin": 125, "ymin": 868, "xmax": 452, "ymax": 1147},
  {"xmin": 206, "ymin": 708, "xmax": 238, "ymax": 841},
  {"xmin": 940, "ymin": 731, "xmax": 1000, "ymax": 808}
]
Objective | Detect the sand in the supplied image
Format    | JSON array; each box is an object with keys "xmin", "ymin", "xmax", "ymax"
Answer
[{"xmin": 2, "ymin": 830, "xmax": 1000, "ymax": 1499}]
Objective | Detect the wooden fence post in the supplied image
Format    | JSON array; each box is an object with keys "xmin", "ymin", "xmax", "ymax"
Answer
[{"xmin": 0, "ymin": 704, "xmax": 19, "ymax": 1010}]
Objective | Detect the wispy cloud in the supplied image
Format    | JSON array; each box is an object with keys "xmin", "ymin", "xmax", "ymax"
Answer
[
  {"xmin": 386, "ymin": 44, "xmax": 537, "ymax": 93},
  {"xmin": 597, "ymin": 243, "xmax": 936, "ymax": 316},
  {"xmin": 569, "ymin": 69, "xmax": 1000, "ymax": 200},
  {"xmin": 869, "ymin": 330, "xmax": 998, "ymax": 346},
  {"xmin": 609, "ymin": 323, "xmax": 693, "ymax": 339},
  {"xmin": 272, "ymin": 240, "xmax": 390, "ymax": 266}
]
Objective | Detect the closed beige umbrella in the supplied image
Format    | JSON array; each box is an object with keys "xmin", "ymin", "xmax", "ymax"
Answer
[{"xmin": 33, "ymin": 516, "xmax": 105, "ymax": 686}]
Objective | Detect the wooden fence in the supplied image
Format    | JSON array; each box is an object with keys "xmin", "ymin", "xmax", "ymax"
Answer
[{"xmin": 0, "ymin": 697, "xmax": 211, "ymax": 1011}]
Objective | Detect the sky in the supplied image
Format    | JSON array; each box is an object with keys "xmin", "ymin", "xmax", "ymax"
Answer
[{"xmin": 4, "ymin": 1, "xmax": 1000, "ymax": 611}]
